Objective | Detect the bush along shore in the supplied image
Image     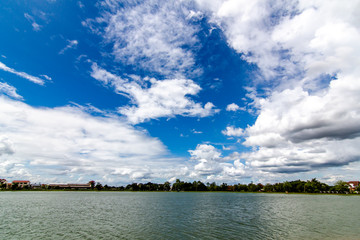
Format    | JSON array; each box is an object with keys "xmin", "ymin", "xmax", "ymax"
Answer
[{"xmin": 1, "ymin": 178, "xmax": 359, "ymax": 194}]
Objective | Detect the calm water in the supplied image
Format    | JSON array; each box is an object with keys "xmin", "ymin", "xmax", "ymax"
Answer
[{"xmin": 0, "ymin": 192, "xmax": 359, "ymax": 240}]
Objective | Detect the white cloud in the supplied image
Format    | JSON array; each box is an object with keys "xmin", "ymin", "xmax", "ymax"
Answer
[
  {"xmin": 222, "ymin": 126, "xmax": 244, "ymax": 137},
  {"xmin": 40, "ymin": 74, "xmax": 52, "ymax": 81},
  {"xmin": 240, "ymin": 0, "xmax": 360, "ymax": 173},
  {"xmin": 242, "ymin": 77, "xmax": 360, "ymax": 173},
  {"xmin": 196, "ymin": 0, "xmax": 293, "ymax": 80},
  {"xmin": 195, "ymin": 0, "xmax": 360, "ymax": 174},
  {"xmin": 188, "ymin": 144, "xmax": 247, "ymax": 181},
  {"xmin": 24, "ymin": 13, "xmax": 41, "ymax": 31},
  {"xmin": 93, "ymin": 0, "xmax": 200, "ymax": 77},
  {"xmin": 271, "ymin": 1, "xmax": 360, "ymax": 80},
  {"xmin": 0, "ymin": 82, "xmax": 23, "ymax": 100},
  {"xmin": 222, "ymin": 145, "xmax": 231, "ymax": 150},
  {"xmin": 196, "ymin": 0, "xmax": 360, "ymax": 83},
  {"xmin": 189, "ymin": 144, "xmax": 225, "ymax": 176},
  {"xmin": 226, "ymin": 103, "xmax": 240, "ymax": 111},
  {"xmin": 320, "ymin": 174, "xmax": 346, "ymax": 185},
  {"xmin": 0, "ymin": 61, "xmax": 46, "ymax": 85},
  {"xmin": 0, "ymin": 96, "xmax": 184, "ymax": 184},
  {"xmin": 243, "ymin": 138, "xmax": 360, "ymax": 174},
  {"xmin": 191, "ymin": 129, "xmax": 202, "ymax": 134},
  {"xmin": 118, "ymin": 79, "xmax": 217, "ymax": 124},
  {"xmin": 59, "ymin": 40, "xmax": 78, "ymax": 55},
  {"xmin": 91, "ymin": 63, "xmax": 218, "ymax": 124},
  {"xmin": 0, "ymin": 136, "xmax": 14, "ymax": 156},
  {"xmin": 190, "ymin": 144, "xmax": 222, "ymax": 161}
]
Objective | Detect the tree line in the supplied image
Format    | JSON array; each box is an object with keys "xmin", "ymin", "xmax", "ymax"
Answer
[
  {"xmin": 1, "ymin": 178, "xmax": 358, "ymax": 193},
  {"xmin": 93, "ymin": 178, "xmax": 358, "ymax": 194}
]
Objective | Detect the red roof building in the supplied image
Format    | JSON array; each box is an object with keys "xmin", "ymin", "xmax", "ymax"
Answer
[
  {"xmin": 348, "ymin": 181, "xmax": 359, "ymax": 192},
  {"xmin": 12, "ymin": 180, "xmax": 30, "ymax": 188},
  {"xmin": 0, "ymin": 179, "xmax": 9, "ymax": 189},
  {"xmin": 48, "ymin": 183, "xmax": 91, "ymax": 189},
  {"xmin": 12, "ymin": 180, "xmax": 30, "ymax": 183}
]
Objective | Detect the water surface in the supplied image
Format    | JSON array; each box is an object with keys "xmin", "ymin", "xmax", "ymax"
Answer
[{"xmin": 1, "ymin": 192, "xmax": 359, "ymax": 239}]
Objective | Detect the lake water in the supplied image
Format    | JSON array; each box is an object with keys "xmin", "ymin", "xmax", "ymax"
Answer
[{"xmin": 0, "ymin": 192, "xmax": 359, "ymax": 239}]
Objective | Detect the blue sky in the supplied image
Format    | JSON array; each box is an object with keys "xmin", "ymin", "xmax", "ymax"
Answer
[{"xmin": 1, "ymin": 0, "xmax": 360, "ymax": 185}]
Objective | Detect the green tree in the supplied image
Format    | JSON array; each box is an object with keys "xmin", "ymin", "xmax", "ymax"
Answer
[
  {"xmin": 89, "ymin": 181, "xmax": 95, "ymax": 190},
  {"xmin": 172, "ymin": 179, "xmax": 184, "ymax": 192},
  {"xmin": 272, "ymin": 183, "xmax": 281, "ymax": 192},
  {"xmin": 264, "ymin": 183, "xmax": 273, "ymax": 192},
  {"xmin": 320, "ymin": 182, "xmax": 330, "ymax": 192},
  {"xmin": 95, "ymin": 182, "xmax": 103, "ymax": 191},
  {"xmin": 11, "ymin": 183, "xmax": 19, "ymax": 190},
  {"xmin": 220, "ymin": 183, "xmax": 228, "ymax": 191},
  {"xmin": 192, "ymin": 181, "xmax": 199, "ymax": 191},
  {"xmin": 208, "ymin": 182, "xmax": 218, "ymax": 191},
  {"xmin": 196, "ymin": 181, "xmax": 207, "ymax": 191},
  {"xmin": 235, "ymin": 183, "xmax": 248, "ymax": 192},
  {"xmin": 183, "ymin": 182, "xmax": 193, "ymax": 191},
  {"xmin": 334, "ymin": 180, "xmax": 349, "ymax": 193},
  {"xmin": 289, "ymin": 180, "xmax": 306, "ymax": 192},
  {"xmin": 163, "ymin": 181, "xmax": 171, "ymax": 191},
  {"xmin": 283, "ymin": 181, "xmax": 291, "ymax": 192},
  {"xmin": 248, "ymin": 182, "xmax": 258, "ymax": 192}
]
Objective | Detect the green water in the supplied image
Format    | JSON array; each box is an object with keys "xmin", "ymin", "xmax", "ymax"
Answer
[{"xmin": 0, "ymin": 192, "xmax": 359, "ymax": 239}]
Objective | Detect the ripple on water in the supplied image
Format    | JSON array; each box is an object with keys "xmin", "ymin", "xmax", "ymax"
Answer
[{"xmin": 1, "ymin": 192, "xmax": 359, "ymax": 239}]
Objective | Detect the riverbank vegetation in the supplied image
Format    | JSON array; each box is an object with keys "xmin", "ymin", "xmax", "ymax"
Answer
[{"xmin": 1, "ymin": 178, "xmax": 359, "ymax": 194}]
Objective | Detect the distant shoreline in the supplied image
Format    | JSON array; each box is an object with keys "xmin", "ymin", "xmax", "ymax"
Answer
[
  {"xmin": 2, "ymin": 178, "xmax": 358, "ymax": 194},
  {"xmin": 1, "ymin": 189, "xmax": 359, "ymax": 196}
]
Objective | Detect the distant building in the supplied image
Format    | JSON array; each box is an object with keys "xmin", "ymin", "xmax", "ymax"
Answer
[
  {"xmin": 0, "ymin": 179, "xmax": 10, "ymax": 189},
  {"xmin": 47, "ymin": 183, "xmax": 92, "ymax": 189},
  {"xmin": 48, "ymin": 184, "xmax": 68, "ymax": 189},
  {"xmin": 348, "ymin": 181, "xmax": 359, "ymax": 192},
  {"xmin": 12, "ymin": 180, "xmax": 30, "ymax": 188},
  {"xmin": 31, "ymin": 183, "xmax": 42, "ymax": 189},
  {"xmin": 67, "ymin": 183, "xmax": 92, "ymax": 189}
]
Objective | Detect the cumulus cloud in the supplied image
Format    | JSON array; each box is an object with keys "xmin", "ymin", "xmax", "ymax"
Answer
[
  {"xmin": 243, "ymin": 138, "xmax": 360, "ymax": 174},
  {"xmin": 59, "ymin": 40, "xmax": 78, "ymax": 55},
  {"xmin": 196, "ymin": 0, "xmax": 360, "ymax": 83},
  {"xmin": 271, "ymin": 1, "xmax": 360, "ymax": 81},
  {"xmin": 91, "ymin": 63, "xmax": 218, "ymax": 124},
  {"xmin": 226, "ymin": 103, "xmax": 240, "ymax": 111},
  {"xmin": 0, "ymin": 96, "xmax": 184, "ymax": 183},
  {"xmin": 196, "ymin": 0, "xmax": 295, "ymax": 80},
  {"xmin": 242, "ymin": 79, "xmax": 360, "ymax": 173},
  {"xmin": 0, "ymin": 136, "xmax": 14, "ymax": 156},
  {"xmin": 222, "ymin": 126, "xmax": 244, "ymax": 137},
  {"xmin": 0, "ymin": 61, "xmax": 47, "ymax": 85},
  {"xmin": 188, "ymin": 144, "xmax": 247, "ymax": 181},
  {"xmin": 92, "ymin": 0, "xmax": 200, "ymax": 77},
  {"xmin": 0, "ymin": 82, "xmax": 23, "ymax": 100},
  {"xmin": 195, "ymin": 0, "xmax": 360, "ymax": 174}
]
